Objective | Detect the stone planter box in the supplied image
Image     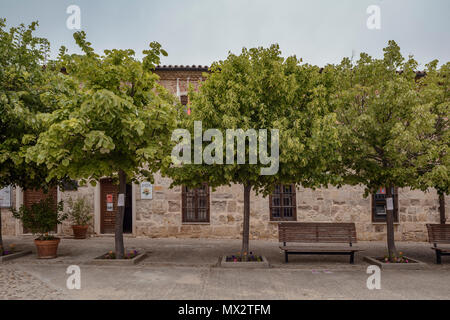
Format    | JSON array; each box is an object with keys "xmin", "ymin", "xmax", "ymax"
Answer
[
  {"xmin": 220, "ymin": 255, "xmax": 270, "ymax": 268},
  {"xmin": 363, "ymin": 256, "xmax": 428, "ymax": 270},
  {"xmin": 89, "ymin": 252, "xmax": 147, "ymax": 266},
  {"xmin": 0, "ymin": 250, "xmax": 32, "ymax": 263}
]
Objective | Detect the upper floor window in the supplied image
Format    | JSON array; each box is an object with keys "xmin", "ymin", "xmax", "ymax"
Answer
[
  {"xmin": 180, "ymin": 95, "xmax": 191, "ymax": 115},
  {"xmin": 180, "ymin": 95, "xmax": 188, "ymax": 105},
  {"xmin": 270, "ymin": 184, "xmax": 297, "ymax": 221}
]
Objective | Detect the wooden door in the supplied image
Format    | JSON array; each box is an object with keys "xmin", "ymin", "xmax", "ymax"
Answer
[
  {"xmin": 100, "ymin": 178, "xmax": 133, "ymax": 234},
  {"xmin": 23, "ymin": 188, "xmax": 58, "ymax": 234},
  {"xmin": 100, "ymin": 178, "xmax": 119, "ymax": 234}
]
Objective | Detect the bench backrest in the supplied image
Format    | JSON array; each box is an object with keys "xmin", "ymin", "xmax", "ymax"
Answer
[
  {"xmin": 426, "ymin": 224, "xmax": 450, "ymax": 244},
  {"xmin": 279, "ymin": 222, "xmax": 357, "ymax": 245}
]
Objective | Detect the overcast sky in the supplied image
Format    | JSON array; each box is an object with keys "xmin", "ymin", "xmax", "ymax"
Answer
[{"xmin": 1, "ymin": 0, "xmax": 449, "ymax": 68}]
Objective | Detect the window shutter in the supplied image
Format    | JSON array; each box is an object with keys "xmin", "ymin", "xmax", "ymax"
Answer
[
  {"xmin": 270, "ymin": 184, "xmax": 297, "ymax": 221},
  {"xmin": 182, "ymin": 183, "xmax": 210, "ymax": 223}
]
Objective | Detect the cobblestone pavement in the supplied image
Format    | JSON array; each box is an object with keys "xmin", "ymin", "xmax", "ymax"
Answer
[{"xmin": 0, "ymin": 266, "xmax": 67, "ymax": 300}]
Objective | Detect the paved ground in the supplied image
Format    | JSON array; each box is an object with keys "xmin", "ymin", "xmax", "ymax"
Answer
[{"xmin": 1, "ymin": 236, "xmax": 449, "ymax": 300}]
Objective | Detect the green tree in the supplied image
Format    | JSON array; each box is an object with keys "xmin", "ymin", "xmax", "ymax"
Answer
[
  {"xmin": 27, "ymin": 32, "xmax": 177, "ymax": 258},
  {"xmin": 165, "ymin": 45, "xmax": 341, "ymax": 256},
  {"xmin": 0, "ymin": 19, "xmax": 65, "ymax": 255},
  {"xmin": 415, "ymin": 61, "xmax": 449, "ymax": 224},
  {"xmin": 331, "ymin": 41, "xmax": 437, "ymax": 260}
]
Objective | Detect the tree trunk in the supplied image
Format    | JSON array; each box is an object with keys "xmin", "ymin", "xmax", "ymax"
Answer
[
  {"xmin": 115, "ymin": 170, "xmax": 126, "ymax": 259},
  {"xmin": 0, "ymin": 207, "xmax": 3, "ymax": 256},
  {"xmin": 241, "ymin": 184, "xmax": 251, "ymax": 260},
  {"xmin": 385, "ymin": 186, "xmax": 398, "ymax": 261},
  {"xmin": 439, "ymin": 192, "xmax": 446, "ymax": 224}
]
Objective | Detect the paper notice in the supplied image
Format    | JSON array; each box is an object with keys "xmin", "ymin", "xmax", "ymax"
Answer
[
  {"xmin": 386, "ymin": 197, "xmax": 394, "ymax": 211},
  {"xmin": 118, "ymin": 193, "xmax": 125, "ymax": 207}
]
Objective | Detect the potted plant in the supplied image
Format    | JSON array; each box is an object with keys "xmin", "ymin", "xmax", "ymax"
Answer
[
  {"xmin": 66, "ymin": 196, "xmax": 92, "ymax": 239},
  {"xmin": 12, "ymin": 198, "xmax": 67, "ymax": 259}
]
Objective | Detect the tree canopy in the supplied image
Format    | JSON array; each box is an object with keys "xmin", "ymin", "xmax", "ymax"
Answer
[
  {"xmin": 166, "ymin": 44, "xmax": 341, "ymax": 193},
  {"xmin": 0, "ymin": 19, "xmax": 63, "ymax": 190},
  {"xmin": 415, "ymin": 61, "xmax": 449, "ymax": 196},
  {"xmin": 27, "ymin": 31, "xmax": 178, "ymax": 257},
  {"xmin": 331, "ymin": 41, "xmax": 430, "ymax": 192},
  {"xmin": 0, "ymin": 19, "xmax": 68, "ymax": 255},
  {"xmin": 28, "ymin": 32, "xmax": 177, "ymax": 185}
]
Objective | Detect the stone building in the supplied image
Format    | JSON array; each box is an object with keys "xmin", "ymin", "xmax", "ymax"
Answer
[{"xmin": 1, "ymin": 66, "xmax": 448, "ymax": 242}]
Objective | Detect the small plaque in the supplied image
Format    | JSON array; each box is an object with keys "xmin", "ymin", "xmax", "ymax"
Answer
[
  {"xmin": 118, "ymin": 193, "xmax": 125, "ymax": 207},
  {"xmin": 106, "ymin": 194, "xmax": 113, "ymax": 211},
  {"xmin": 0, "ymin": 186, "xmax": 11, "ymax": 208},
  {"xmin": 140, "ymin": 182, "xmax": 153, "ymax": 200}
]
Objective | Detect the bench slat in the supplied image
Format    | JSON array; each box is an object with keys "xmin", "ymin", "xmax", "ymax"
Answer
[
  {"xmin": 431, "ymin": 247, "xmax": 450, "ymax": 252},
  {"xmin": 426, "ymin": 224, "xmax": 450, "ymax": 244},
  {"xmin": 280, "ymin": 246, "xmax": 362, "ymax": 252},
  {"xmin": 278, "ymin": 222, "xmax": 359, "ymax": 264},
  {"xmin": 279, "ymin": 222, "xmax": 357, "ymax": 244}
]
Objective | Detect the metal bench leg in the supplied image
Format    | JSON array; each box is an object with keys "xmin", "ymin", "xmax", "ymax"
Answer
[
  {"xmin": 350, "ymin": 252, "xmax": 355, "ymax": 264},
  {"xmin": 436, "ymin": 250, "xmax": 442, "ymax": 264},
  {"xmin": 285, "ymin": 251, "xmax": 289, "ymax": 263}
]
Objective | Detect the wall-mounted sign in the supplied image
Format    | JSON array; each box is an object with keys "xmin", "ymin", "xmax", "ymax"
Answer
[
  {"xmin": 140, "ymin": 182, "xmax": 153, "ymax": 200},
  {"xmin": 0, "ymin": 186, "xmax": 11, "ymax": 208},
  {"xmin": 106, "ymin": 194, "xmax": 113, "ymax": 211},
  {"xmin": 378, "ymin": 187, "xmax": 386, "ymax": 195}
]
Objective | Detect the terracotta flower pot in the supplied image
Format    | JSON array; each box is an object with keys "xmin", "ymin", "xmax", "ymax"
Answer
[
  {"xmin": 72, "ymin": 225, "xmax": 89, "ymax": 239},
  {"xmin": 34, "ymin": 238, "xmax": 60, "ymax": 259}
]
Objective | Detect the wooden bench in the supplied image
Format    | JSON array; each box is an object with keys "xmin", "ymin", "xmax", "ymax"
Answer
[
  {"xmin": 426, "ymin": 224, "xmax": 450, "ymax": 264},
  {"xmin": 278, "ymin": 222, "xmax": 362, "ymax": 264}
]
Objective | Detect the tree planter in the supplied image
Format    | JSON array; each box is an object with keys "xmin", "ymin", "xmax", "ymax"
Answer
[
  {"xmin": 0, "ymin": 250, "xmax": 32, "ymax": 263},
  {"xmin": 220, "ymin": 255, "xmax": 270, "ymax": 268},
  {"xmin": 90, "ymin": 251, "xmax": 147, "ymax": 266},
  {"xmin": 363, "ymin": 256, "xmax": 428, "ymax": 270},
  {"xmin": 72, "ymin": 225, "xmax": 89, "ymax": 239},
  {"xmin": 34, "ymin": 238, "xmax": 60, "ymax": 259}
]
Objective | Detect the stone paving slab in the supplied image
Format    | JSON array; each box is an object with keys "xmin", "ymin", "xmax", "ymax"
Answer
[
  {"xmin": 0, "ymin": 250, "xmax": 32, "ymax": 263},
  {"xmin": 1, "ymin": 236, "xmax": 450, "ymax": 300},
  {"xmin": 5, "ymin": 264, "xmax": 450, "ymax": 300}
]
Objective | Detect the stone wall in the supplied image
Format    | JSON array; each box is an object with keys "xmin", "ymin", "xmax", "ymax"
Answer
[
  {"xmin": 2, "ymin": 176, "xmax": 449, "ymax": 241},
  {"xmin": 154, "ymin": 69, "xmax": 206, "ymax": 97},
  {"xmin": 133, "ymin": 173, "xmax": 449, "ymax": 242},
  {"xmin": 59, "ymin": 184, "xmax": 96, "ymax": 237}
]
